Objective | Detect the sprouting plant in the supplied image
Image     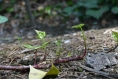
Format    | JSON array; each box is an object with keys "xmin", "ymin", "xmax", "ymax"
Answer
[
  {"xmin": 16, "ymin": 36, "xmax": 22, "ymax": 44},
  {"xmin": 112, "ymin": 31, "xmax": 118, "ymax": 43},
  {"xmin": 67, "ymin": 51, "xmax": 72, "ymax": 57},
  {"xmin": 24, "ymin": 30, "xmax": 49, "ymax": 50},
  {"xmin": 35, "ymin": 30, "xmax": 49, "ymax": 50},
  {"xmin": 106, "ymin": 31, "xmax": 118, "ymax": 53},
  {"xmin": 55, "ymin": 40, "xmax": 62, "ymax": 57},
  {"xmin": 72, "ymin": 24, "xmax": 87, "ymax": 58},
  {"xmin": 23, "ymin": 30, "xmax": 49, "ymax": 64},
  {"xmin": 17, "ymin": 36, "xmax": 22, "ymax": 41}
]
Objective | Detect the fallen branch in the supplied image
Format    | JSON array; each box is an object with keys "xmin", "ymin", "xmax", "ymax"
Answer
[
  {"xmin": 54, "ymin": 55, "xmax": 83, "ymax": 64},
  {"xmin": 77, "ymin": 70, "xmax": 85, "ymax": 79},
  {"xmin": 0, "ymin": 65, "xmax": 48, "ymax": 71},
  {"xmin": 78, "ymin": 62, "xmax": 115, "ymax": 79},
  {"xmin": 0, "ymin": 55, "xmax": 84, "ymax": 71}
]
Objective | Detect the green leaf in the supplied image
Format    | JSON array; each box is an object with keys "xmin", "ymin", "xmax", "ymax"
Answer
[
  {"xmin": 112, "ymin": 31, "xmax": 118, "ymax": 43},
  {"xmin": 67, "ymin": 0, "xmax": 73, "ymax": 6},
  {"xmin": 111, "ymin": 7, "xmax": 118, "ymax": 14},
  {"xmin": 35, "ymin": 30, "xmax": 46, "ymax": 39},
  {"xmin": 86, "ymin": 6, "xmax": 109, "ymax": 19},
  {"xmin": 72, "ymin": 24, "xmax": 86, "ymax": 41},
  {"xmin": 6, "ymin": 7, "xmax": 13, "ymax": 12},
  {"xmin": 33, "ymin": 11, "xmax": 38, "ymax": 16},
  {"xmin": 17, "ymin": 36, "xmax": 22, "ymax": 41},
  {"xmin": 23, "ymin": 42, "xmax": 49, "ymax": 50},
  {"xmin": 55, "ymin": 40, "xmax": 62, "ymax": 46},
  {"xmin": 10, "ymin": 0, "xmax": 16, "ymax": 4},
  {"xmin": 67, "ymin": 52, "xmax": 72, "ymax": 57},
  {"xmin": 29, "ymin": 64, "xmax": 60, "ymax": 79},
  {"xmin": 23, "ymin": 45, "xmax": 34, "ymax": 49},
  {"xmin": 72, "ymin": 24, "xmax": 84, "ymax": 29},
  {"xmin": 63, "ymin": 4, "xmax": 80, "ymax": 15},
  {"xmin": 46, "ymin": 64, "xmax": 60, "ymax": 75},
  {"xmin": 78, "ymin": 0, "xmax": 98, "ymax": 8},
  {"xmin": 45, "ymin": 6, "xmax": 52, "ymax": 15},
  {"xmin": 23, "ymin": 44, "xmax": 41, "ymax": 49},
  {"xmin": 72, "ymin": 10, "xmax": 83, "ymax": 17},
  {"xmin": 63, "ymin": 7, "xmax": 74, "ymax": 15},
  {"xmin": 0, "ymin": 15, "xmax": 8, "ymax": 24},
  {"xmin": 40, "ymin": 41, "xmax": 49, "ymax": 48}
]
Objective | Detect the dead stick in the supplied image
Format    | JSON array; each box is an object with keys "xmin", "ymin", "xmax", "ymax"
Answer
[
  {"xmin": 77, "ymin": 70, "xmax": 85, "ymax": 79},
  {"xmin": 78, "ymin": 62, "xmax": 115, "ymax": 79},
  {"xmin": 0, "ymin": 65, "xmax": 46, "ymax": 71},
  {"xmin": 0, "ymin": 55, "xmax": 83, "ymax": 70},
  {"xmin": 54, "ymin": 55, "xmax": 83, "ymax": 64}
]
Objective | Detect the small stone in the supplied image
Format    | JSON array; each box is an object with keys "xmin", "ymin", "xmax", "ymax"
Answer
[
  {"xmin": 73, "ymin": 33, "xmax": 77, "ymax": 36},
  {"xmin": 103, "ymin": 47, "xmax": 109, "ymax": 51},
  {"xmin": 89, "ymin": 36, "xmax": 95, "ymax": 39},
  {"xmin": 63, "ymin": 39, "xmax": 71, "ymax": 44},
  {"xmin": 27, "ymin": 32, "xmax": 34, "ymax": 39}
]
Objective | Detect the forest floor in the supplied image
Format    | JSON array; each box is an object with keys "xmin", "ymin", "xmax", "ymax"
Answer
[
  {"xmin": 0, "ymin": 0, "xmax": 118, "ymax": 79},
  {"xmin": 0, "ymin": 26, "xmax": 118, "ymax": 79}
]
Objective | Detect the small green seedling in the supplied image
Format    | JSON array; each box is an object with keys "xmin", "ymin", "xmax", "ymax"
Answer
[
  {"xmin": 35, "ymin": 30, "xmax": 49, "ymax": 50},
  {"xmin": 105, "ymin": 31, "xmax": 118, "ymax": 53},
  {"xmin": 24, "ymin": 30, "xmax": 49, "ymax": 50},
  {"xmin": 0, "ymin": 15, "xmax": 8, "ymax": 24},
  {"xmin": 16, "ymin": 36, "xmax": 22, "ymax": 46},
  {"xmin": 72, "ymin": 24, "xmax": 86, "ymax": 41},
  {"xmin": 17, "ymin": 36, "xmax": 22, "ymax": 43},
  {"xmin": 55, "ymin": 40, "xmax": 62, "ymax": 57},
  {"xmin": 72, "ymin": 24, "xmax": 87, "ymax": 58},
  {"xmin": 17, "ymin": 36, "xmax": 22, "ymax": 41},
  {"xmin": 112, "ymin": 31, "xmax": 118, "ymax": 43},
  {"xmin": 23, "ymin": 30, "xmax": 49, "ymax": 63},
  {"xmin": 67, "ymin": 51, "xmax": 72, "ymax": 57},
  {"xmin": 35, "ymin": 30, "xmax": 46, "ymax": 40}
]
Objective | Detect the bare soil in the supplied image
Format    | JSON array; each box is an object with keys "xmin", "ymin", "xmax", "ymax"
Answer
[
  {"xmin": 0, "ymin": 1, "xmax": 118, "ymax": 79},
  {"xmin": 0, "ymin": 27, "xmax": 118, "ymax": 79}
]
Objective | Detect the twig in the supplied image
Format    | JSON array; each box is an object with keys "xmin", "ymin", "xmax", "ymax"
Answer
[
  {"xmin": 54, "ymin": 55, "xmax": 83, "ymax": 64},
  {"xmin": 77, "ymin": 70, "xmax": 85, "ymax": 79},
  {"xmin": 0, "ymin": 54, "xmax": 84, "ymax": 70},
  {"xmin": 106, "ymin": 44, "xmax": 118, "ymax": 53},
  {"xmin": 0, "ymin": 65, "xmax": 46, "ymax": 71},
  {"xmin": 39, "ymin": 49, "xmax": 49, "ymax": 63},
  {"xmin": 78, "ymin": 62, "xmax": 115, "ymax": 79},
  {"xmin": 34, "ymin": 49, "xmax": 37, "ymax": 65}
]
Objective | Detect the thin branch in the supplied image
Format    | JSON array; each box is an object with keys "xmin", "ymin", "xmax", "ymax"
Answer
[
  {"xmin": 0, "ymin": 54, "xmax": 84, "ymax": 71},
  {"xmin": 0, "ymin": 65, "xmax": 47, "ymax": 71},
  {"xmin": 77, "ymin": 70, "xmax": 85, "ymax": 79},
  {"xmin": 78, "ymin": 62, "xmax": 115, "ymax": 79},
  {"xmin": 106, "ymin": 44, "xmax": 118, "ymax": 53},
  {"xmin": 54, "ymin": 55, "xmax": 83, "ymax": 64}
]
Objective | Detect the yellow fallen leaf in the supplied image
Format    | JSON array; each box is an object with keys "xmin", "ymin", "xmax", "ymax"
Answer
[
  {"xmin": 46, "ymin": 64, "xmax": 60, "ymax": 75},
  {"xmin": 29, "ymin": 65, "xmax": 47, "ymax": 79},
  {"xmin": 29, "ymin": 63, "xmax": 60, "ymax": 79}
]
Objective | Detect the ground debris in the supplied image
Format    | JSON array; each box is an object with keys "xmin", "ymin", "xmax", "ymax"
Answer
[{"xmin": 85, "ymin": 52, "xmax": 117, "ymax": 70}]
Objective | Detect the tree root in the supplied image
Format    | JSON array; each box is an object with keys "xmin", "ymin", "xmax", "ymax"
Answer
[{"xmin": 0, "ymin": 55, "xmax": 84, "ymax": 71}]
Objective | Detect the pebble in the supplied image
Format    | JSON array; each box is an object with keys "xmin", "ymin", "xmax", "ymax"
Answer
[
  {"xmin": 73, "ymin": 33, "xmax": 77, "ymax": 36},
  {"xmin": 27, "ymin": 32, "xmax": 34, "ymax": 39},
  {"xmin": 89, "ymin": 36, "xmax": 95, "ymax": 39},
  {"xmin": 63, "ymin": 39, "xmax": 71, "ymax": 44}
]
